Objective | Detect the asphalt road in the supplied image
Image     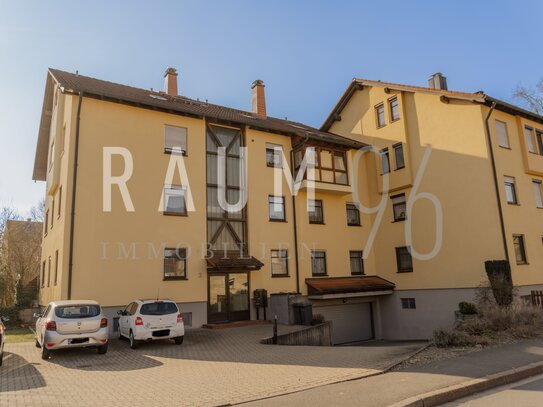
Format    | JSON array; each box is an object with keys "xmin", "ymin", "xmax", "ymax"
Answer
[{"xmin": 442, "ymin": 373, "xmax": 543, "ymax": 406}]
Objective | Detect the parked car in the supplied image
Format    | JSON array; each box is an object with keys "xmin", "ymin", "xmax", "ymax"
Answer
[
  {"xmin": 0, "ymin": 316, "xmax": 8, "ymax": 366},
  {"xmin": 117, "ymin": 299, "xmax": 184, "ymax": 349},
  {"xmin": 34, "ymin": 300, "xmax": 109, "ymax": 360}
]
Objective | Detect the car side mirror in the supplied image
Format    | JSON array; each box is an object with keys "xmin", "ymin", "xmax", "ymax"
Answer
[{"xmin": 33, "ymin": 313, "xmax": 42, "ymax": 319}]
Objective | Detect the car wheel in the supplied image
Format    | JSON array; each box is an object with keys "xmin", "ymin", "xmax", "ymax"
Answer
[
  {"xmin": 174, "ymin": 336, "xmax": 184, "ymax": 345},
  {"xmin": 35, "ymin": 338, "xmax": 41, "ymax": 348},
  {"xmin": 97, "ymin": 343, "xmax": 108, "ymax": 355},
  {"xmin": 41, "ymin": 345, "xmax": 51, "ymax": 360},
  {"xmin": 129, "ymin": 331, "xmax": 138, "ymax": 349}
]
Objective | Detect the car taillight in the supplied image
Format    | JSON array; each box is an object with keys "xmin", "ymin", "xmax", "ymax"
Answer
[
  {"xmin": 135, "ymin": 316, "xmax": 143, "ymax": 326},
  {"xmin": 100, "ymin": 318, "xmax": 108, "ymax": 328},
  {"xmin": 177, "ymin": 314, "xmax": 183, "ymax": 323},
  {"xmin": 45, "ymin": 320, "xmax": 57, "ymax": 331}
]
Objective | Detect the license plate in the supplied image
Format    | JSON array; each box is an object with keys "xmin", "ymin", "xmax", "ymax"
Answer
[{"xmin": 69, "ymin": 338, "xmax": 89, "ymax": 344}]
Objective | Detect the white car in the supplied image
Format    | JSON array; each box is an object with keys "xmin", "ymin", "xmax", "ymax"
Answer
[
  {"xmin": 34, "ymin": 300, "xmax": 109, "ymax": 360},
  {"xmin": 117, "ymin": 299, "xmax": 185, "ymax": 349}
]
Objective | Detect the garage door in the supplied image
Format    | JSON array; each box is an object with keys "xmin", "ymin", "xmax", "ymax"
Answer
[{"xmin": 317, "ymin": 302, "xmax": 373, "ymax": 345}]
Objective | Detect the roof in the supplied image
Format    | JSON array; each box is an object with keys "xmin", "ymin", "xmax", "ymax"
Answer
[
  {"xmin": 49, "ymin": 300, "xmax": 99, "ymax": 306},
  {"xmin": 206, "ymin": 255, "xmax": 264, "ymax": 271},
  {"xmin": 33, "ymin": 69, "xmax": 365, "ymax": 181},
  {"xmin": 321, "ymin": 78, "xmax": 543, "ymax": 131},
  {"xmin": 305, "ymin": 276, "xmax": 395, "ymax": 296}
]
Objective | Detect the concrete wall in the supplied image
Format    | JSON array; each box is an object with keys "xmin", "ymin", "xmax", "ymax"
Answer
[{"xmin": 261, "ymin": 322, "xmax": 332, "ymax": 346}]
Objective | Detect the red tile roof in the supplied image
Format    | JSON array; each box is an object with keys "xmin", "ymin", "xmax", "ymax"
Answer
[{"xmin": 306, "ymin": 276, "xmax": 395, "ymax": 295}]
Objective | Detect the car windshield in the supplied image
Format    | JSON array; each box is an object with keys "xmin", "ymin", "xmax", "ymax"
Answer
[
  {"xmin": 140, "ymin": 302, "xmax": 178, "ymax": 316},
  {"xmin": 55, "ymin": 305, "xmax": 101, "ymax": 319}
]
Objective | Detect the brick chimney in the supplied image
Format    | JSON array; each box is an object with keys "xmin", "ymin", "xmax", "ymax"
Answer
[
  {"xmin": 164, "ymin": 67, "xmax": 178, "ymax": 96},
  {"xmin": 428, "ymin": 72, "xmax": 448, "ymax": 90},
  {"xmin": 251, "ymin": 79, "xmax": 266, "ymax": 117}
]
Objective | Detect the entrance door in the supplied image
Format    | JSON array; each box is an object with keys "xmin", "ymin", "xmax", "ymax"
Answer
[{"xmin": 208, "ymin": 272, "xmax": 250, "ymax": 323}]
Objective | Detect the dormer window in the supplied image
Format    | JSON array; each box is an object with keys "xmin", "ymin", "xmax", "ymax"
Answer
[{"xmin": 164, "ymin": 125, "xmax": 187, "ymax": 155}]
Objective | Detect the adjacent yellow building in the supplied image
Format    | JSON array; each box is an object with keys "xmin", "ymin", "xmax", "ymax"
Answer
[{"xmin": 33, "ymin": 69, "xmax": 543, "ymax": 341}]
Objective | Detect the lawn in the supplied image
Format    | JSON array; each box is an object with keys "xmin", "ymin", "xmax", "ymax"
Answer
[{"xmin": 4, "ymin": 326, "xmax": 35, "ymax": 343}]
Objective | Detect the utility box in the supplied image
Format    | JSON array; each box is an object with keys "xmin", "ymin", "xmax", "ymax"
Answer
[
  {"xmin": 293, "ymin": 302, "xmax": 313, "ymax": 326},
  {"xmin": 269, "ymin": 293, "xmax": 301, "ymax": 324},
  {"xmin": 253, "ymin": 289, "xmax": 268, "ymax": 308}
]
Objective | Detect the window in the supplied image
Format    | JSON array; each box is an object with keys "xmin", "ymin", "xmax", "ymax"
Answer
[
  {"xmin": 266, "ymin": 144, "xmax": 283, "ymax": 168},
  {"xmin": 392, "ymin": 194, "xmax": 407, "ymax": 221},
  {"xmin": 504, "ymin": 176, "xmax": 518, "ymax": 204},
  {"xmin": 57, "ymin": 186, "xmax": 62, "ymax": 218},
  {"xmin": 49, "ymin": 141, "xmax": 55, "ymax": 169},
  {"xmin": 513, "ymin": 235, "xmax": 527, "ymax": 265},
  {"xmin": 164, "ymin": 125, "xmax": 188, "ymax": 154},
  {"xmin": 293, "ymin": 147, "xmax": 348, "ymax": 185},
  {"xmin": 51, "ymin": 199, "xmax": 54, "ymax": 229},
  {"xmin": 346, "ymin": 203, "xmax": 361, "ymax": 226},
  {"xmin": 396, "ymin": 246, "xmax": 413, "ymax": 273},
  {"xmin": 308, "ymin": 199, "xmax": 324, "ymax": 224},
  {"xmin": 533, "ymin": 180, "xmax": 543, "ymax": 208},
  {"xmin": 537, "ymin": 131, "xmax": 543, "ymax": 156},
  {"xmin": 376, "ymin": 103, "xmax": 386, "ymax": 127},
  {"xmin": 60, "ymin": 125, "xmax": 66, "ymax": 154},
  {"xmin": 389, "ymin": 97, "xmax": 400, "ymax": 121},
  {"xmin": 54, "ymin": 250, "xmax": 59, "ymax": 285},
  {"xmin": 41, "ymin": 261, "xmax": 46, "ymax": 288},
  {"xmin": 163, "ymin": 186, "xmax": 187, "ymax": 215},
  {"xmin": 311, "ymin": 251, "xmax": 327, "ymax": 276},
  {"xmin": 164, "ymin": 248, "xmax": 187, "ymax": 279},
  {"xmin": 349, "ymin": 251, "xmax": 365, "ymax": 275},
  {"xmin": 44, "ymin": 209, "xmax": 49, "ymax": 235},
  {"xmin": 401, "ymin": 298, "xmax": 416, "ymax": 309},
  {"xmin": 496, "ymin": 120, "xmax": 510, "ymax": 148},
  {"xmin": 271, "ymin": 249, "xmax": 289, "ymax": 277},
  {"xmin": 47, "ymin": 257, "xmax": 51, "ymax": 287},
  {"xmin": 380, "ymin": 148, "xmax": 390, "ymax": 174},
  {"xmin": 393, "ymin": 143, "xmax": 405, "ymax": 170},
  {"xmin": 268, "ymin": 195, "xmax": 286, "ymax": 221},
  {"xmin": 524, "ymin": 127, "xmax": 537, "ymax": 154}
]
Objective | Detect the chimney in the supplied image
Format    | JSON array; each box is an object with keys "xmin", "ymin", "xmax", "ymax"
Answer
[
  {"xmin": 428, "ymin": 72, "xmax": 448, "ymax": 90},
  {"xmin": 164, "ymin": 67, "xmax": 178, "ymax": 96},
  {"xmin": 251, "ymin": 79, "xmax": 266, "ymax": 117}
]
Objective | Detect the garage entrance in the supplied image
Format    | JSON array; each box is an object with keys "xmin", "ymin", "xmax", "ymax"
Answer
[{"xmin": 317, "ymin": 302, "xmax": 374, "ymax": 345}]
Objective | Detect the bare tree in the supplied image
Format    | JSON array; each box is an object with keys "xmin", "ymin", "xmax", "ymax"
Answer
[
  {"xmin": 30, "ymin": 198, "xmax": 45, "ymax": 222},
  {"xmin": 514, "ymin": 80, "xmax": 543, "ymax": 115}
]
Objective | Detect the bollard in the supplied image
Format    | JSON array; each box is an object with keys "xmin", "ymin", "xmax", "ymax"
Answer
[{"xmin": 272, "ymin": 315, "xmax": 278, "ymax": 344}]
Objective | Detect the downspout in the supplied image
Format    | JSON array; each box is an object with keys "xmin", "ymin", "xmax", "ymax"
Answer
[
  {"xmin": 484, "ymin": 101, "xmax": 510, "ymax": 262},
  {"xmin": 67, "ymin": 92, "xmax": 84, "ymax": 299},
  {"xmin": 290, "ymin": 149, "xmax": 301, "ymax": 294}
]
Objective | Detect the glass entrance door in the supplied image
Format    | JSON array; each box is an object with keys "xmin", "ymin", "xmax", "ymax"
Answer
[{"xmin": 208, "ymin": 272, "xmax": 250, "ymax": 323}]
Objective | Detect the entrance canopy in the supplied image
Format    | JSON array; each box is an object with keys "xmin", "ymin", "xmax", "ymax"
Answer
[
  {"xmin": 306, "ymin": 276, "xmax": 395, "ymax": 299},
  {"xmin": 206, "ymin": 255, "xmax": 264, "ymax": 271}
]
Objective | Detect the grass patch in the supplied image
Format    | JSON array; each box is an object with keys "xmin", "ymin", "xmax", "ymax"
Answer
[{"xmin": 4, "ymin": 326, "xmax": 34, "ymax": 343}]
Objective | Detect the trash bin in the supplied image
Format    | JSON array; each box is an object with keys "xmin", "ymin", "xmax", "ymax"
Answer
[{"xmin": 293, "ymin": 303, "xmax": 313, "ymax": 326}]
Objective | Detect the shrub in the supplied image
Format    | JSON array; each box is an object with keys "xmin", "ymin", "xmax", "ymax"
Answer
[
  {"xmin": 484, "ymin": 260, "xmax": 513, "ymax": 307},
  {"xmin": 0, "ymin": 306, "xmax": 19, "ymax": 326},
  {"xmin": 457, "ymin": 318, "xmax": 490, "ymax": 336},
  {"xmin": 433, "ymin": 327, "xmax": 474, "ymax": 348},
  {"xmin": 458, "ymin": 302, "xmax": 477, "ymax": 315},
  {"xmin": 311, "ymin": 314, "xmax": 325, "ymax": 325}
]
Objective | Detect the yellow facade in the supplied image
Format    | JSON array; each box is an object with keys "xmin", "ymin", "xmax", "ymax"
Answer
[{"xmin": 34, "ymin": 69, "xmax": 543, "ymax": 339}]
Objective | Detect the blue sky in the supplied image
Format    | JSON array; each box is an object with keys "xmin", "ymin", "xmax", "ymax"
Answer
[{"xmin": 1, "ymin": 1, "xmax": 541, "ymax": 214}]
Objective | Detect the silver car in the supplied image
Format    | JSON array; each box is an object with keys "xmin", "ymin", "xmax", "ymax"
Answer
[{"xmin": 35, "ymin": 300, "xmax": 109, "ymax": 360}]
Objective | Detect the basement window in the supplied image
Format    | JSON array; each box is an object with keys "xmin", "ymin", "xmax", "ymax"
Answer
[
  {"xmin": 164, "ymin": 125, "xmax": 188, "ymax": 155},
  {"xmin": 401, "ymin": 298, "xmax": 416, "ymax": 309}
]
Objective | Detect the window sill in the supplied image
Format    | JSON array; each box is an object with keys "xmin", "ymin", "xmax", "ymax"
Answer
[
  {"xmin": 390, "ymin": 118, "xmax": 400, "ymax": 123},
  {"xmin": 267, "ymin": 164, "xmax": 283, "ymax": 169},
  {"xmin": 351, "ymin": 273, "xmax": 366, "ymax": 276},
  {"xmin": 516, "ymin": 262, "xmax": 529, "ymax": 266},
  {"xmin": 392, "ymin": 218, "xmax": 406, "ymax": 223},
  {"xmin": 397, "ymin": 270, "xmax": 413, "ymax": 273},
  {"xmin": 269, "ymin": 218, "xmax": 287, "ymax": 223},
  {"xmin": 271, "ymin": 275, "xmax": 290, "ymax": 278},
  {"xmin": 499, "ymin": 146, "xmax": 512, "ymax": 150},
  {"xmin": 163, "ymin": 212, "xmax": 188, "ymax": 217},
  {"xmin": 347, "ymin": 223, "xmax": 362, "ymax": 227},
  {"xmin": 311, "ymin": 274, "xmax": 328, "ymax": 277},
  {"xmin": 377, "ymin": 124, "xmax": 386, "ymax": 129},
  {"xmin": 394, "ymin": 166, "xmax": 405, "ymax": 171},
  {"xmin": 309, "ymin": 222, "xmax": 325, "ymax": 225},
  {"xmin": 163, "ymin": 277, "xmax": 188, "ymax": 281},
  {"xmin": 506, "ymin": 202, "xmax": 520, "ymax": 206},
  {"xmin": 164, "ymin": 149, "xmax": 187, "ymax": 156}
]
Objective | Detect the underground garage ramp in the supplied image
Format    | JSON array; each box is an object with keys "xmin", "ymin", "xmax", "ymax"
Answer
[
  {"xmin": 305, "ymin": 276, "xmax": 396, "ymax": 345},
  {"xmin": 317, "ymin": 302, "xmax": 373, "ymax": 345}
]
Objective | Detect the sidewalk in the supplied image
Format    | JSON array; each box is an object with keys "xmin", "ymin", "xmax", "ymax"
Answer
[{"xmin": 244, "ymin": 338, "xmax": 543, "ymax": 406}]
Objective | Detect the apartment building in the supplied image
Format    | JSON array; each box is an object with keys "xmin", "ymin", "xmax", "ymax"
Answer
[{"xmin": 33, "ymin": 69, "xmax": 543, "ymax": 342}]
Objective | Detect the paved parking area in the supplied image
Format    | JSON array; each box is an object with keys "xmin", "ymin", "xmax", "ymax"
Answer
[{"xmin": 0, "ymin": 325, "xmax": 424, "ymax": 407}]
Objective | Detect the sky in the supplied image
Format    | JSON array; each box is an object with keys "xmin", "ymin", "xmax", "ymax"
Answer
[{"xmin": 0, "ymin": 0, "xmax": 542, "ymax": 215}]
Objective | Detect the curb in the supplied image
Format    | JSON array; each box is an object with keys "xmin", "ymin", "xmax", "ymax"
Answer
[{"xmin": 390, "ymin": 360, "xmax": 543, "ymax": 407}]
